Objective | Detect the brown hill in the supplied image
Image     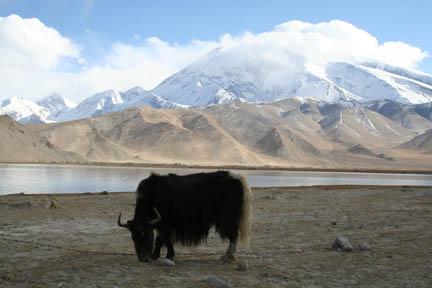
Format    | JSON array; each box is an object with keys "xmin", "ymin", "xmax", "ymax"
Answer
[
  {"xmin": 399, "ymin": 129, "xmax": 432, "ymax": 154},
  {"xmin": 319, "ymin": 107, "xmax": 414, "ymax": 147},
  {"xmin": 0, "ymin": 115, "xmax": 82, "ymax": 162},
  {"xmin": 2, "ymin": 100, "xmax": 432, "ymax": 169}
]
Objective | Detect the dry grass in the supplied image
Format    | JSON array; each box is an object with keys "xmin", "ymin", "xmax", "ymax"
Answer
[{"xmin": 1, "ymin": 186, "xmax": 431, "ymax": 287}]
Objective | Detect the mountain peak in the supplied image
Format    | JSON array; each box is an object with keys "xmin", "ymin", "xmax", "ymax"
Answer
[
  {"xmin": 0, "ymin": 96, "xmax": 48, "ymax": 121},
  {"xmin": 124, "ymin": 86, "xmax": 145, "ymax": 94},
  {"xmin": 152, "ymin": 46, "xmax": 432, "ymax": 106},
  {"xmin": 37, "ymin": 93, "xmax": 76, "ymax": 114}
]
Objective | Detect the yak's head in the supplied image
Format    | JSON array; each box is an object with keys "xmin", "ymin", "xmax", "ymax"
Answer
[{"xmin": 117, "ymin": 207, "xmax": 161, "ymax": 262}]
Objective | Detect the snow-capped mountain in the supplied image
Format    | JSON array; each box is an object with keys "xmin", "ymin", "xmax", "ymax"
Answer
[
  {"xmin": 56, "ymin": 90, "xmax": 123, "ymax": 121},
  {"xmin": 55, "ymin": 87, "xmax": 185, "ymax": 122},
  {"xmin": 118, "ymin": 86, "xmax": 187, "ymax": 110},
  {"xmin": 0, "ymin": 87, "xmax": 184, "ymax": 124},
  {"xmin": 0, "ymin": 96, "xmax": 49, "ymax": 123},
  {"xmin": 0, "ymin": 94, "xmax": 77, "ymax": 124},
  {"xmin": 37, "ymin": 93, "xmax": 76, "ymax": 117},
  {"xmin": 2, "ymin": 46, "xmax": 432, "ymax": 124},
  {"xmin": 327, "ymin": 62, "xmax": 432, "ymax": 104},
  {"xmin": 152, "ymin": 47, "xmax": 432, "ymax": 106},
  {"xmin": 152, "ymin": 47, "xmax": 353, "ymax": 106}
]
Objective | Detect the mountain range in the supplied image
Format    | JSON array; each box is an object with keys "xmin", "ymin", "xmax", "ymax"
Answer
[
  {"xmin": 1, "ymin": 97, "xmax": 431, "ymax": 169},
  {"xmin": 1, "ymin": 47, "xmax": 432, "ymax": 169},
  {"xmin": 1, "ymin": 47, "xmax": 432, "ymax": 124}
]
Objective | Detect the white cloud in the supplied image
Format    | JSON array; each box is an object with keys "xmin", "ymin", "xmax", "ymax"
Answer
[
  {"xmin": 0, "ymin": 15, "xmax": 429, "ymax": 103},
  {"xmin": 0, "ymin": 14, "xmax": 81, "ymax": 69},
  {"xmin": 0, "ymin": 14, "xmax": 83, "ymax": 101},
  {"xmin": 220, "ymin": 20, "xmax": 428, "ymax": 69}
]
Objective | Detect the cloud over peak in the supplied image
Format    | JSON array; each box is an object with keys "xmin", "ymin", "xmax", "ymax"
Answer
[
  {"xmin": 220, "ymin": 19, "xmax": 427, "ymax": 69},
  {"xmin": 0, "ymin": 15, "xmax": 428, "ymax": 102}
]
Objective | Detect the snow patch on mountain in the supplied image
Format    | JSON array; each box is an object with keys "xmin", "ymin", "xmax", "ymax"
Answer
[
  {"xmin": 326, "ymin": 62, "xmax": 432, "ymax": 104},
  {"xmin": 54, "ymin": 87, "xmax": 186, "ymax": 122},
  {"xmin": 37, "ymin": 93, "xmax": 76, "ymax": 117},
  {"xmin": 0, "ymin": 96, "xmax": 49, "ymax": 123},
  {"xmin": 118, "ymin": 86, "xmax": 187, "ymax": 110},
  {"xmin": 152, "ymin": 47, "xmax": 316, "ymax": 106},
  {"xmin": 152, "ymin": 47, "xmax": 432, "ymax": 107},
  {"xmin": 56, "ymin": 90, "xmax": 123, "ymax": 121}
]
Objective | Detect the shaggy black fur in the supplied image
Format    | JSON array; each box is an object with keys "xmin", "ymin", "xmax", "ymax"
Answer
[{"xmin": 132, "ymin": 171, "xmax": 245, "ymax": 260}]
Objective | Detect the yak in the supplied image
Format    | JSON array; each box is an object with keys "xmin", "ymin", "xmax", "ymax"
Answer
[{"xmin": 117, "ymin": 171, "xmax": 252, "ymax": 262}]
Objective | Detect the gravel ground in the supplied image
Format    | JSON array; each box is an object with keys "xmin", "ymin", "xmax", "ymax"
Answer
[{"xmin": 0, "ymin": 186, "xmax": 431, "ymax": 287}]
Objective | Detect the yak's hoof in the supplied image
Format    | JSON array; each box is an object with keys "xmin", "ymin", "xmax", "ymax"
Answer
[{"xmin": 220, "ymin": 254, "xmax": 237, "ymax": 264}]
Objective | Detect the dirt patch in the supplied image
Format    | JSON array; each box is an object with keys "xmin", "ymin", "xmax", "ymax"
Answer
[{"xmin": 1, "ymin": 186, "xmax": 431, "ymax": 287}]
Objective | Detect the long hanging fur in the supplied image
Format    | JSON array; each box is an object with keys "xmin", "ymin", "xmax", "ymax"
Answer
[
  {"xmin": 134, "ymin": 171, "xmax": 253, "ymax": 249},
  {"xmin": 229, "ymin": 172, "xmax": 253, "ymax": 247}
]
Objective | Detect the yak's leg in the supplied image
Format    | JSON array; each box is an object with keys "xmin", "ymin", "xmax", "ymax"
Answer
[
  {"xmin": 221, "ymin": 239, "xmax": 238, "ymax": 264},
  {"xmin": 165, "ymin": 239, "xmax": 175, "ymax": 260},
  {"xmin": 152, "ymin": 236, "xmax": 163, "ymax": 260}
]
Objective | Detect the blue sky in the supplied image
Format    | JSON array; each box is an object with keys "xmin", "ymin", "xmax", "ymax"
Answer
[
  {"xmin": 1, "ymin": 0, "xmax": 431, "ymax": 69},
  {"xmin": 0, "ymin": 0, "xmax": 431, "ymax": 100}
]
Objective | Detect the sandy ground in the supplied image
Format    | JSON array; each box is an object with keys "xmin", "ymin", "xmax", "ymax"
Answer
[{"xmin": 0, "ymin": 186, "xmax": 431, "ymax": 288}]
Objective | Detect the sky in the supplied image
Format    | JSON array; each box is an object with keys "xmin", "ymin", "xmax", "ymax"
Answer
[{"xmin": 0, "ymin": 0, "xmax": 431, "ymax": 102}]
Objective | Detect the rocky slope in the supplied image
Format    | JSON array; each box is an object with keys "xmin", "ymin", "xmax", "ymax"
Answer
[
  {"xmin": 0, "ymin": 115, "xmax": 82, "ymax": 162},
  {"xmin": 399, "ymin": 129, "xmax": 432, "ymax": 154},
  {"xmin": 1, "ymin": 97, "xmax": 432, "ymax": 168},
  {"xmin": 20, "ymin": 99, "xmax": 431, "ymax": 169}
]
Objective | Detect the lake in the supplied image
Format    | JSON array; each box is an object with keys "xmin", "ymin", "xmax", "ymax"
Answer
[{"xmin": 1, "ymin": 164, "xmax": 432, "ymax": 195}]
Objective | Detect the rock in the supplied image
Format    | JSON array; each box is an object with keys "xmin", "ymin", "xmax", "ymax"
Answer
[
  {"xmin": 331, "ymin": 221, "xmax": 337, "ymax": 225},
  {"xmin": 236, "ymin": 260, "xmax": 248, "ymax": 271},
  {"xmin": 333, "ymin": 235, "xmax": 353, "ymax": 252},
  {"xmin": 359, "ymin": 242, "xmax": 371, "ymax": 251},
  {"xmin": 156, "ymin": 258, "xmax": 175, "ymax": 267},
  {"xmin": 202, "ymin": 275, "xmax": 231, "ymax": 288},
  {"xmin": 48, "ymin": 199, "xmax": 59, "ymax": 208}
]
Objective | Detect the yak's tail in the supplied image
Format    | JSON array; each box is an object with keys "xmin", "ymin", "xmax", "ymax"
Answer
[{"xmin": 231, "ymin": 172, "xmax": 253, "ymax": 248}]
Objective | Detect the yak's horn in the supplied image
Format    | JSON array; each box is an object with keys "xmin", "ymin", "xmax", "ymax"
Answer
[
  {"xmin": 149, "ymin": 207, "xmax": 161, "ymax": 225},
  {"xmin": 117, "ymin": 213, "xmax": 129, "ymax": 228}
]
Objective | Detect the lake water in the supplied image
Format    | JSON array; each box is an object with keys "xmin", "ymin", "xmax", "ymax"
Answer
[{"xmin": 1, "ymin": 164, "xmax": 432, "ymax": 195}]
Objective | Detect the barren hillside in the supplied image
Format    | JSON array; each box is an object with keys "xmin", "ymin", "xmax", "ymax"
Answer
[
  {"xmin": 0, "ymin": 116, "xmax": 82, "ymax": 162},
  {"xmin": 18, "ymin": 100, "xmax": 431, "ymax": 169}
]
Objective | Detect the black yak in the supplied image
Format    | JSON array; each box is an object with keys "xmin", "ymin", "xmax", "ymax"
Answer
[{"xmin": 118, "ymin": 171, "xmax": 252, "ymax": 262}]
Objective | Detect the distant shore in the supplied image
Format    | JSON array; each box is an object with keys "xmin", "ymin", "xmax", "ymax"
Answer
[
  {"xmin": 3, "ymin": 185, "xmax": 432, "ymax": 197},
  {"xmin": 1, "ymin": 160, "xmax": 432, "ymax": 174}
]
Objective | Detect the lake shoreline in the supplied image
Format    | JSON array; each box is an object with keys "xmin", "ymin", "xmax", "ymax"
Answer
[
  {"xmin": 1, "ymin": 160, "xmax": 432, "ymax": 175},
  {"xmin": 2, "ymin": 184, "xmax": 432, "ymax": 197}
]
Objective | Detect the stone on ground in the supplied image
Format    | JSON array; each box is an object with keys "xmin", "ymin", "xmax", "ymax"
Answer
[
  {"xmin": 202, "ymin": 275, "xmax": 231, "ymax": 288},
  {"xmin": 333, "ymin": 235, "xmax": 353, "ymax": 252},
  {"xmin": 359, "ymin": 242, "xmax": 371, "ymax": 251},
  {"xmin": 156, "ymin": 258, "xmax": 175, "ymax": 267}
]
